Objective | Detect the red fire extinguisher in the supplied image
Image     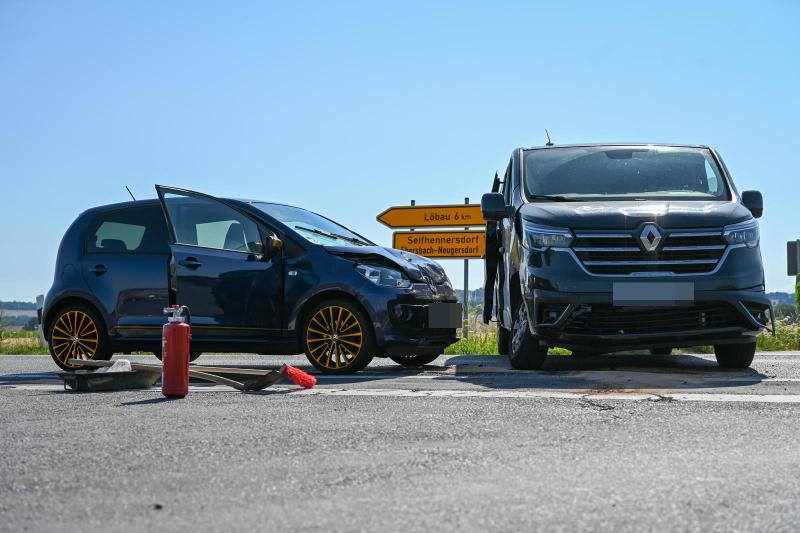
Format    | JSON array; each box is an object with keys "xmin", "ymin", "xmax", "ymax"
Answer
[{"xmin": 162, "ymin": 305, "xmax": 191, "ymax": 398}]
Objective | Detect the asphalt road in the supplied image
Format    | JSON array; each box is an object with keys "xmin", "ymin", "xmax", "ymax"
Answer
[{"xmin": 2, "ymin": 351, "xmax": 800, "ymax": 532}]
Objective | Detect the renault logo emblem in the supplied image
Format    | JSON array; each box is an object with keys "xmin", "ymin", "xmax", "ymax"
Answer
[{"xmin": 639, "ymin": 224, "xmax": 662, "ymax": 252}]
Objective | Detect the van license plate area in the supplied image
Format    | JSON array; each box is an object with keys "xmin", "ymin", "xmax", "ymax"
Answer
[
  {"xmin": 612, "ymin": 282, "xmax": 694, "ymax": 307},
  {"xmin": 428, "ymin": 303, "xmax": 462, "ymax": 328}
]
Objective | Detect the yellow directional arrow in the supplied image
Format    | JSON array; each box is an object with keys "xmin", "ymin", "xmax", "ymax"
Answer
[
  {"xmin": 376, "ymin": 204, "xmax": 485, "ymax": 228},
  {"xmin": 393, "ymin": 230, "xmax": 485, "ymax": 259}
]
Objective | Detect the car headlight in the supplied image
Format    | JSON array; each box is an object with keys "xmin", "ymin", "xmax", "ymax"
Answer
[
  {"xmin": 521, "ymin": 219, "xmax": 574, "ymax": 250},
  {"xmin": 723, "ymin": 219, "xmax": 759, "ymax": 248},
  {"xmin": 356, "ymin": 264, "xmax": 412, "ymax": 288}
]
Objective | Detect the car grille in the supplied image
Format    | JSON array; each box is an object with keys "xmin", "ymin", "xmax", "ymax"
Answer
[
  {"xmin": 562, "ymin": 302, "xmax": 747, "ymax": 336},
  {"xmin": 571, "ymin": 229, "xmax": 727, "ymax": 275}
]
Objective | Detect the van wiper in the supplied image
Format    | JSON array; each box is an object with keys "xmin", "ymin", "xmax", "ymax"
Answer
[
  {"xmin": 295, "ymin": 226, "xmax": 369, "ymax": 246},
  {"xmin": 528, "ymin": 194, "xmax": 579, "ymax": 202}
]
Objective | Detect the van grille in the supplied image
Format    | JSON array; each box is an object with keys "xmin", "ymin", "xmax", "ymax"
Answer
[
  {"xmin": 562, "ymin": 302, "xmax": 747, "ymax": 336},
  {"xmin": 571, "ymin": 229, "xmax": 727, "ymax": 275}
]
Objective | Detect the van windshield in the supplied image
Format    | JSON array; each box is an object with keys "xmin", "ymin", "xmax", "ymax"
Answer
[
  {"xmin": 253, "ymin": 203, "xmax": 372, "ymax": 247},
  {"xmin": 523, "ymin": 146, "xmax": 730, "ymax": 201}
]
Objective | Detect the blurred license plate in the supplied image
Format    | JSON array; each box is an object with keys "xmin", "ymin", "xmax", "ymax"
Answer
[
  {"xmin": 428, "ymin": 303, "xmax": 462, "ymax": 328},
  {"xmin": 613, "ymin": 282, "xmax": 694, "ymax": 307}
]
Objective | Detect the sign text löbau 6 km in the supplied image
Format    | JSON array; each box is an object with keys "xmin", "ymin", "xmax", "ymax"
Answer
[
  {"xmin": 376, "ymin": 204, "xmax": 485, "ymax": 229},
  {"xmin": 392, "ymin": 230, "xmax": 486, "ymax": 259}
]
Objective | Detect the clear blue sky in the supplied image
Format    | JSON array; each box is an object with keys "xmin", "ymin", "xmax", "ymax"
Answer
[{"xmin": 1, "ymin": 1, "xmax": 798, "ymax": 301}]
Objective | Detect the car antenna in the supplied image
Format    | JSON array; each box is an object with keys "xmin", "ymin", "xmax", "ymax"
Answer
[
  {"xmin": 125, "ymin": 186, "xmax": 136, "ymax": 201},
  {"xmin": 545, "ymin": 129, "xmax": 554, "ymax": 147}
]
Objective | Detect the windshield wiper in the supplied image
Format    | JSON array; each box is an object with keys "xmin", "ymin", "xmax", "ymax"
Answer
[
  {"xmin": 528, "ymin": 194, "xmax": 579, "ymax": 202},
  {"xmin": 294, "ymin": 226, "xmax": 370, "ymax": 246}
]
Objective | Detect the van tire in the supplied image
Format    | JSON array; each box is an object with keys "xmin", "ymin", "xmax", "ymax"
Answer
[
  {"xmin": 714, "ymin": 342, "xmax": 756, "ymax": 369},
  {"xmin": 508, "ymin": 304, "xmax": 547, "ymax": 370},
  {"xmin": 497, "ymin": 325, "xmax": 510, "ymax": 355},
  {"xmin": 389, "ymin": 354, "xmax": 440, "ymax": 367},
  {"xmin": 153, "ymin": 351, "xmax": 202, "ymax": 362}
]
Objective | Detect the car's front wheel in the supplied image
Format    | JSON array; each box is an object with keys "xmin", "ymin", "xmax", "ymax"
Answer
[
  {"xmin": 714, "ymin": 342, "xmax": 756, "ymax": 368},
  {"xmin": 389, "ymin": 354, "xmax": 440, "ymax": 367},
  {"xmin": 303, "ymin": 299, "xmax": 375, "ymax": 374},
  {"xmin": 508, "ymin": 304, "xmax": 547, "ymax": 370},
  {"xmin": 48, "ymin": 305, "xmax": 112, "ymax": 370}
]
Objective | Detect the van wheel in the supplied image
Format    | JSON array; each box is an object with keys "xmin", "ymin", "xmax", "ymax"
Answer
[
  {"xmin": 153, "ymin": 351, "xmax": 203, "ymax": 362},
  {"xmin": 47, "ymin": 305, "xmax": 111, "ymax": 370},
  {"xmin": 509, "ymin": 304, "xmax": 547, "ymax": 370},
  {"xmin": 497, "ymin": 325, "xmax": 510, "ymax": 355},
  {"xmin": 714, "ymin": 342, "xmax": 756, "ymax": 369},
  {"xmin": 303, "ymin": 299, "xmax": 375, "ymax": 374},
  {"xmin": 389, "ymin": 354, "xmax": 440, "ymax": 367}
]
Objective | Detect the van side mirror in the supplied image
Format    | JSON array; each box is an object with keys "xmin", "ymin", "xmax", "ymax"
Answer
[
  {"xmin": 741, "ymin": 190, "xmax": 763, "ymax": 218},
  {"xmin": 481, "ymin": 193, "xmax": 506, "ymax": 221}
]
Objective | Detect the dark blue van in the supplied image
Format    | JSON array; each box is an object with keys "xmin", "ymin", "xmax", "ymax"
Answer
[{"xmin": 43, "ymin": 186, "xmax": 461, "ymax": 373}]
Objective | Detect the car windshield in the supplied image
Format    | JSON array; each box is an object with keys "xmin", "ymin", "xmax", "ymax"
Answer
[
  {"xmin": 523, "ymin": 146, "xmax": 730, "ymax": 201},
  {"xmin": 253, "ymin": 203, "xmax": 372, "ymax": 247}
]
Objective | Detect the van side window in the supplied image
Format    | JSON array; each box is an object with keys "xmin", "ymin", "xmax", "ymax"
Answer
[{"xmin": 86, "ymin": 206, "xmax": 169, "ymax": 254}]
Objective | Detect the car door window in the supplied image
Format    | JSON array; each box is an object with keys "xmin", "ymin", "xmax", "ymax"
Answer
[
  {"xmin": 161, "ymin": 191, "xmax": 264, "ymax": 254},
  {"xmin": 85, "ymin": 206, "xmax": 169, "ymax": 254}
]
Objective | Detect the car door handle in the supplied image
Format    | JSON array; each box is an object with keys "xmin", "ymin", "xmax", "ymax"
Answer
[
  {"xmin": 89, "ymin": 265, "xmax": 107, "ymax": 275},
  {"xmin": 179, "ymin": 258, "xmax": 202, "ymax": 269}
]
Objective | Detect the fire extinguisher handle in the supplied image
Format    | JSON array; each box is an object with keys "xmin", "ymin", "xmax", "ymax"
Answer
[{"xmin": 180, "ymin": 306, "xmax": 191, "ymax": 325}]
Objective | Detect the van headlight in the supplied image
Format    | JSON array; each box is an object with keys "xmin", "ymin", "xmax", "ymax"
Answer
[
  {"xmin": 356, "ymin": 264, "xmax": 412, "ymax": 288},
  {"xmin": 521, "ymin": 219, "xmax": 574, "ymax": 250},
  {"xmin": 723, "ymin": 219, "xmax": 759, "ymax": 248}
]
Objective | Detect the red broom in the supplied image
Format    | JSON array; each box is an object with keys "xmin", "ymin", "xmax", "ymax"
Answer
[{"xmin": 280, "ymin": 364, "xmax": 316, "ymax": 389}]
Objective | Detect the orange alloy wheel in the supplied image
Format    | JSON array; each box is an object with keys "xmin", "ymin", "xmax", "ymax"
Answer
[
  {"xmin": 305, "ymin": 305, "xmax": 364, "ymax": 371},
  {"xmin": 50, "ymin": 310, "xmax": 99, "ymax": 367}
]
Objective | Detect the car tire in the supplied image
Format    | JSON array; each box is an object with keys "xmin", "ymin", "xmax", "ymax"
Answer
[
  {"xmin": 497, "ymin": 325, "xmax": 510, "ymax": 355},
  {"xmin": 47, "ymin": 304, "xmax": 112, "ymax": 370},
  {"xmin": 508, "ymin": 304, "xmax": 547, "ymax": 370},
  {"xmin": 153, "ymin": 351, "xmax": 202, "ymax": 362},
  {"xmin": 714, "ymin": 342, "xmax": 756, "ymax": 369},
  {"xmin": 389, "ymin": 354, "xmax": 440, "ymax": 367},
  {"xmin": 303, "ymin": 299, "xmax": 375, "ymax": 374},
  {"xmin": 650, "ymin": 348, "xmax": 672, "ymax": 355}
]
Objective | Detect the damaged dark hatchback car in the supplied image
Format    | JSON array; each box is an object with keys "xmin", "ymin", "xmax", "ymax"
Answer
[
  {"xmin": 482, "ymin": 144, "xmax": 773, "ymax": 370},
  {"xmin": 42, "ymin": 186, "xmax": 460, "ymax": 373}
]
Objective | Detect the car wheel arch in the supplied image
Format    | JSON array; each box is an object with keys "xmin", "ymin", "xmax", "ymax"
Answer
[
  {"xmin": 43, "ymin": 294, "xmax": 108, "ymax": 336},
  {"xmin": 294, "ymin": 290, "xmax": 375, "ymax": 345}
]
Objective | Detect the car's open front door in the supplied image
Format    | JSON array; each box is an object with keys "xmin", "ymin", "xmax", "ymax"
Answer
[{"xmin": 155, "ymin": 186, "xmax": 283, "ymax": 340}]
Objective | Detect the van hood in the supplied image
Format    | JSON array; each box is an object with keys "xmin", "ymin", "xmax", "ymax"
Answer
[
  {"xmin": 324, "ymin": 245, "xmax": 451, "ymax": 285},
  {"xmin": 519, "ymin": 200, "xmax": 753, "ymax": 230}
]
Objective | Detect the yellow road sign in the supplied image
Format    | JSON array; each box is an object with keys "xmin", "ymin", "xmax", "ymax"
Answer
[
  {"xmin": 392, "ymin": 230, "xmax": 485, "ymax": 259},
  {"xmin": 377, "ymin": 204, "xmax": 485, "ymax": 228}
]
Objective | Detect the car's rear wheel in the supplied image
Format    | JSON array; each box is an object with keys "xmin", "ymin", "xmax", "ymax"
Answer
[
  {"xmin": 389, "ymin": 354, "xmax": 440, "ymax": 367},
  {"xmin": 303, "ymin": 299, "xmax": 375, "ymax": 374},
  {"xmin": 47, "ymin": 305, "xmax": 111, "ymax": 370},
  {"xmin": 714, "ymin": 342, "xmax": 756, "ymax": 369},
  {"xmin": 508, "ymin": 304, "xmax": 547, "ymax": 370},
  {"xmin": 497, "ymin": 325, "xmax": 510, "ymax": 355}
]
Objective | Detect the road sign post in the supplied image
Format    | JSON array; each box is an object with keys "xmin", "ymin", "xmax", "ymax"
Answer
[{"xmin": 378, "ymin": 199, "xmax": 487, "ymax": 340}]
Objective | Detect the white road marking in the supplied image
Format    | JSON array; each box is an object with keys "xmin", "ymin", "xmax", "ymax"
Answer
[{"xmin": 6, "ymin": 383, "xmax": 800, "ymax": 403}]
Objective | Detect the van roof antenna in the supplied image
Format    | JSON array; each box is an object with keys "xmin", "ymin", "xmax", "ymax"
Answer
[
  {"xmin": 545, "ymin": 129, "xmax": 554, "ymax": 147},
  {"xmin": 125, "ymin": 186, "xmax": 136, "ymax": 201}
]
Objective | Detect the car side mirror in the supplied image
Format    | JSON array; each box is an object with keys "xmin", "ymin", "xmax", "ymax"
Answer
[
  {"xmin": 741, "ymin": 190, "xmax": 763, "ymax": 218},
  {"xmin": 481, "ymin": 192, "xmax": 506, "ymax": 221}
]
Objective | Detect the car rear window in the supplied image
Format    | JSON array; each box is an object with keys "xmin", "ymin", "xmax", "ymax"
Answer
[{"xmin": 85, "ymin": 206, "xmax": 169, "ymax": 254}]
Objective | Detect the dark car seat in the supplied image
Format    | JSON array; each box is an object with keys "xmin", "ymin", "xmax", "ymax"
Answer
[{"xmin": 99, "ymin": 239, "xmax": 128, "ymax": 253}]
